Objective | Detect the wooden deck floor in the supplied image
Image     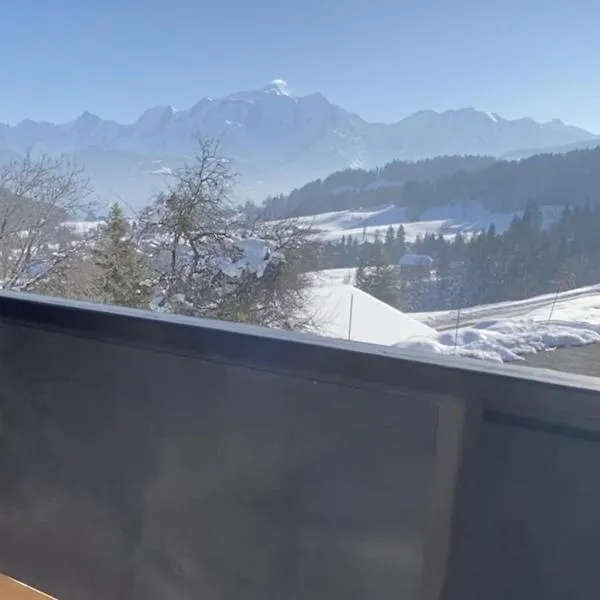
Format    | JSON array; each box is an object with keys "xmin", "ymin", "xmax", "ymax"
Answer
[{"xmin": 0, "ymin": 575, "xmax": 57, "ymax": 599}]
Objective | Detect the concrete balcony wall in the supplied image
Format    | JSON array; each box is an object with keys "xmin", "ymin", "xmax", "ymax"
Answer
[
  {"xmin": 444, "ymin": 411, "xmax": 600, "ymax": 600},
  {"xmin": 0, "ymin": 292, "xmax": 599, "ymax": 600}
]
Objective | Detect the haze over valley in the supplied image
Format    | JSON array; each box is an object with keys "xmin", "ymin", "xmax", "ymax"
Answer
[{"xmin": 1, "ymin": 80, "xmax": 597, "ymax": 210}]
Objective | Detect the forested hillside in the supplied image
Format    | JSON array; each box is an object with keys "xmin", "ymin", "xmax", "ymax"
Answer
[
  {"xmin": 262, "ymin": 155, "xmax": 496, "ymax": 218},
  {"xmin": 322, "ymin": 201, "xmax": 600, "ymax": 313},
  {"xmin": 262, "ymin": 147, "xmax": 600, "ymax": 220}
]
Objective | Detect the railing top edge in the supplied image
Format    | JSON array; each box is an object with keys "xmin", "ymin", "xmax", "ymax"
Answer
[{"xmin": 2, "ymin": 291, "xmax": 600, "ymax": 410}]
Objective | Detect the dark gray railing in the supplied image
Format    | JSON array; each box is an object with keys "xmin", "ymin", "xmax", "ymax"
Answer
[{"xmin": 0, "ymin": 291, "xmax": 600, "ymax": 600}]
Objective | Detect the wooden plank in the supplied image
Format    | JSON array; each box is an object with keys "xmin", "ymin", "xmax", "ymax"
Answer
[{"xmin": 0, "ymin": 575, "xmax": 57, "ymax": 599}]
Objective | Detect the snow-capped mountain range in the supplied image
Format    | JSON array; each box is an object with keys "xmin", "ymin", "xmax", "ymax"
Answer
[{"xmin": 1, "ymin": 80, "xmax": 597, "ymax": 209}]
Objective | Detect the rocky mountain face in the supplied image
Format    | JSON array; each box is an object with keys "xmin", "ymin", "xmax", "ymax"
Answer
[{"xmin": 1, "ymin": 80, "xmax": 597, "ymax": 209}]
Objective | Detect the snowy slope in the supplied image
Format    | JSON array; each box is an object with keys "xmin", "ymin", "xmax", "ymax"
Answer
[
  {"xmin": 308, "ymin": 269, "xmax": 600, "ymax": 363},
  {"xmin": 383, "ymin": 109, "xmax": 596, "ymax": 158},
  {"xmin": 292, "ymin": 202, "xmax": 563, "ymax": 244},
  {"xmin": 396, "ymin": 318, "xmax": 600, "ymax": 363},
  {"xmin": 413, "ymin": 283, "xmax": 600, "ymax": 329},
  {"xmin": 406, "ymin": 284, "xmax": 600, "ymax": 362},
  {"xmin": 306, "ymin": 275, "xmax": 435, "ymax": 346}
]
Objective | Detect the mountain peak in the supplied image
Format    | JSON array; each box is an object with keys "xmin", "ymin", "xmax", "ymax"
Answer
[
  {"xmin": 136, "ymin": 105, "xmax": 174, "ymax": 127},
  {"xmin": 76, "ymin": 111, "xmax": 102, "ymax": 124},
  {"xmin": 0, "ymin": 87, "xmax": 596, "ymax": 209},
  {"xmin": 262, "ymin": 79, "xmax": 292, "ymax": 96}
]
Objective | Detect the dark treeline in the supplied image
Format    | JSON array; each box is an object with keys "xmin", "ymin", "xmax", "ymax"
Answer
[
  {"xmin": 320, "ymin": 201, "xmax": 600, "ymax": 313},
  {"xmin": 262, "ymin": 155, "xmax": 495, "ymax": 218},
  {"xmin": 260, "ymin": 146, "xmax": 600, "ymax": 221},
  {"xmin": 319, "ymin": 225, "xmax": 407, "ymax": 270},
  {"xmin": 408, "ymin": 201, "xmax": 600, "ymax": 310},
  {"xmin": 402, "ymin": 147, "xmax": 600, "ymax": 215}
]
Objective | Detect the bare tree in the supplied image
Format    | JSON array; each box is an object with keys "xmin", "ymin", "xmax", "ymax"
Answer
[
  {"xmin": 140, "ymin": 138, "xmax": 236, "ymax": 313},
  {"xmin": 217, "ymin": 218, "xmax": 320, "ymax": 330},
  {"xmin": 0, "ymin": 152, "xmax": 93, "ymax": 291},
  {"xmin": 31, "ymin": 248, "xmax": 102, "ymax": 302},
  {"xmin": 140, "ymin": 137, "xmax": 318, "ymax": 329}
]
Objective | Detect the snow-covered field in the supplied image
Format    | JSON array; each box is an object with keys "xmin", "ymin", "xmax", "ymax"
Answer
[
  {"xmin": 297, "ymin": 202, "xmax": 600, "ymax": 363},
  {"xmin": 397, "ymin": 318, "xmax": 600, "ymax": 363},
  {"xmin": 292, "ymin": 202, "xmax": 563, "ymax": 244},
  {"xmin": 412, "ymin": 283, "xmax": 600, "ymax": 329},
  {"xmin": 62, "ymin": 220, "xmax": 105, "ymax": 235},
  {"xmin": 65, "ymin": 204, "xmax": 600, "ymax": 364},
  {"xmin": 308, "ymin": 268, "xmax": 600, "ymax": 363},
  {"xmin": 305, "ymin": 275, "xmax": 435, "ymax": 346},
  {"xmin": 408, "ymin": 285, "xmax": 600, "ymax": 362}
]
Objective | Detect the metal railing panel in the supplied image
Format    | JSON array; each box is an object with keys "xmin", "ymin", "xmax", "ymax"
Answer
[{"xmin": 1, "ymin": 292, "xmax": 600, "ymax": 599}]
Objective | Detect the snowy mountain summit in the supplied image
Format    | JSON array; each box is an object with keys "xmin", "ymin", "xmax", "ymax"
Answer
[
  {"xmin": 0, "ymin": 82, "xmax": 597, "ymax": 208},
  {"xmin": 263, "ymin": 79, "xmax": 292, "ymax": 96}
]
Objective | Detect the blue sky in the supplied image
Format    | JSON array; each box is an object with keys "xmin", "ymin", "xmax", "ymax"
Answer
[{"xmin": 1, "ymin": 0, "xmax": 599, "ymax": 130}]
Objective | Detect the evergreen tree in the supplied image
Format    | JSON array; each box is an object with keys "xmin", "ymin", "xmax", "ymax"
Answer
[
  {"xmin": 383, "ymin": 225, "xmax": 395, "ymax": 261},
  {"xmin": 348, "ymin": 236, "xmax": 359, "ymax": 265},
  {"xmin": 370, "ymin": 235, "xmax": 384, "ymax": 266},
  {"xmin": 396, "ymin": 225, "xmax": 406, "ymax": 254},
  {"xmin": 369, "ymin": 264, "xmax": 398, "ymax": 305},
  {"xmin": 355, "ymin": 261, "xmax": 368, "ymax": 289},
  {"xmin": 354, "ymin": 238, "xmax": 398, "ymax": 305},
  {"xmin": 94, "ymin": 203, "xmax": 152, "ymax": 309}
]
